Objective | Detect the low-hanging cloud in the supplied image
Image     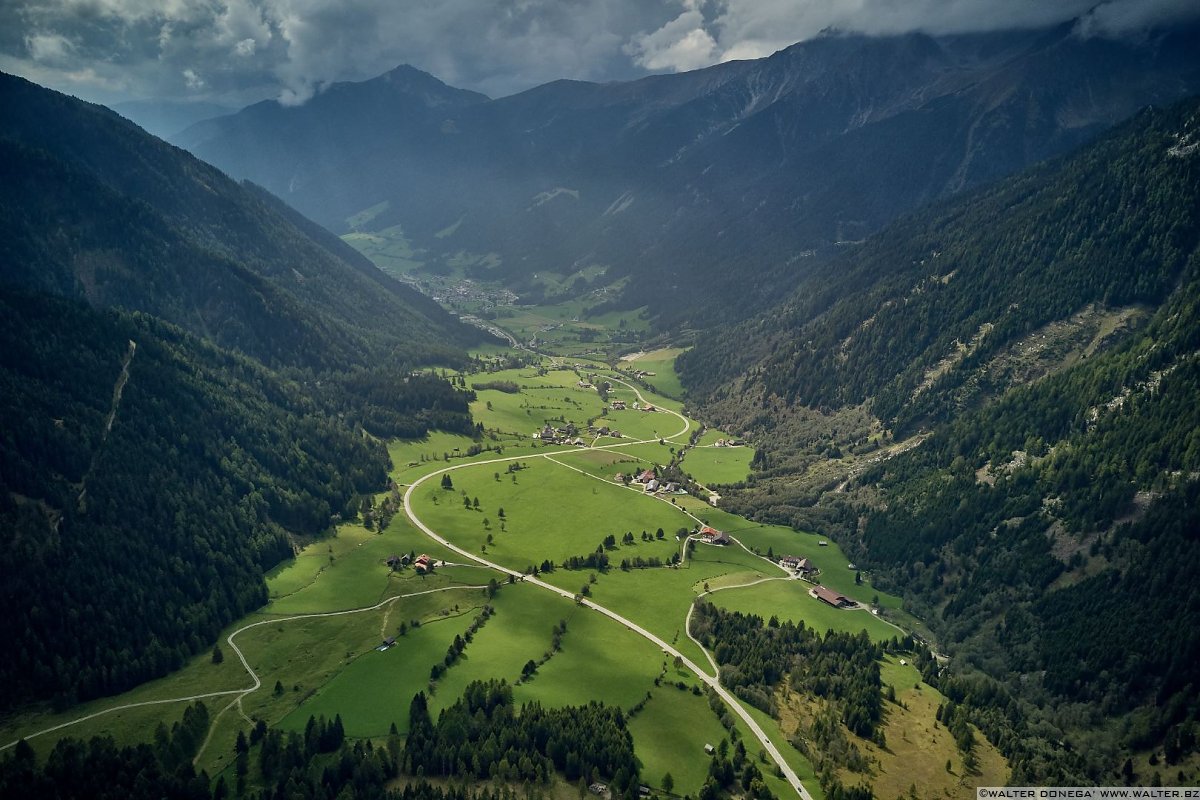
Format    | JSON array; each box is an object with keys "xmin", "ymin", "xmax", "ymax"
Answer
[
  {"xmin": 637, "ymin": 0, "xmax": 1200, "ymax": 72},
  {"xmin": 0, "ymin": 0, "xmax": 1196, "ymax": 108}
]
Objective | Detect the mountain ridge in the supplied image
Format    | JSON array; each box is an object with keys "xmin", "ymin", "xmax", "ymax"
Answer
[
  {"xmin": 0, "ymin": 70, "xmax": 480, "ymax": 370},
  {"xmin": 0, "ymin": 73, "xmax": 480, "ymax": 709},
  {"xmin": 174, "ymin": 22, "xmax": 1200, "ymax": 328},
  {"xmin": 676, "ymin": 96, "xmax": 1200, "ymax": 782}
]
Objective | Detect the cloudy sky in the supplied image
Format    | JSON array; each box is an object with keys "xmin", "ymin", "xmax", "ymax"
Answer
[{"xmin": 3, "ymin": 0, "xmax": 1198, "ymax": 109}]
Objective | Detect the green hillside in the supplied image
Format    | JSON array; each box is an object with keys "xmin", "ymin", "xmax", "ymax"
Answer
[
  {"xmin": 0, "ymin": 71, "xmax": 479, "ymax": 370},
  {"xmin": 0, "ymin": 74, "xmax": 481, "ymax": 711},
  {"xmin": 680, "ymin": 97, "xmax": 1200, "ymax": 783}
]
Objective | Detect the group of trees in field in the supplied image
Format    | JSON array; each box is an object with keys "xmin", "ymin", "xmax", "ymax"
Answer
[
  {"xmin": 404, "ymin": 681, "xmax": 641, "ymax": 794},
  {"xmin": 0, "ymin": 688, "xmax": 646, "ymax": 800},
  {"xmin": 689, "ymin": 603, "xmax": 886, "ymax": 741}
]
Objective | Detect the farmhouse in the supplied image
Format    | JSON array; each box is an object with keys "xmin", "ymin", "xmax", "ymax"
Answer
[
  {"xmin": 779, "ymin": 555, "xmax": 815, "ymax": 573},
  {"xmin": 810, "ymin": 585, "xmax": 853, "ymax": 608},
  {"xmin": 637, "ymin": 469, "xmax": 657, "ymax": 483},
  {"xmin": 645, "ymin": 479, "xmax": 660, "ymax": 492},
  {"xmin": 698, "ymin": 526, "xmax": 729, "ymax": 545},
  {"xmin": 386, "ymin": 554, "xmax": 403, "ymax": 569},
  {"xmin": 611, "ymin": 400, "xmax": 627, "ymax": 410},
  {"xmin": 413, "ymin": 554, "xmax": 435, "ymax": 575}
]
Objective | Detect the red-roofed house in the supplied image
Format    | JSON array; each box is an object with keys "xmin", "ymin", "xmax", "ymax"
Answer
[{"xmin": 698, "ymin": 526, "xmax": 729, "ymax": 545}]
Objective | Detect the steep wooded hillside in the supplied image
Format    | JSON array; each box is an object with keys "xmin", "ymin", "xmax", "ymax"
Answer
[
  {"xmin": 679, "ymin": 98, "xmax": 1200, "ymax": 782},
  {"xmin": 0, "ymin": 75, "xmax": 480, "ymax": 709},
  {"xmin": 178, "ymin": 24, "xmax": 1200, "ymax": 327},
  {"xmin": 0, "ymin": 71, "xmax": 478, "ymax": 371}
]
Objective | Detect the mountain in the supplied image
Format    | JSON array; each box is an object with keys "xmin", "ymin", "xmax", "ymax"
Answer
[
  {"xmin": 110, "ymin": 98, "xmax": 233, "ymax": 140},
  {"xmin": 0, "ymin": 73, "xmax": 481, "ymax": 709},
  {"xmin": 677, "ymin": 98, "xmax": 1200, "ymax": 781},
  {"xmin": 176, "ymin": 64, "xmax": 489, "ymax": 236},
  {"xmin": 0, "ymin": 70, "xmax": 479, "ymax": 372},
  {"xmin": 176, "ymin": 23, "xmax": 1200, "ymax": 326}
]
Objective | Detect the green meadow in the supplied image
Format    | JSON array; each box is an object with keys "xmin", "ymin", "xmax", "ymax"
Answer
[
  {"xmin": 709, "ymin": 580, "xmax": 901, "ymax": 641},
  {"xmin": 682, "ymin": 444, "xmax": 755, "ymax": 485},
  {"xmin": 620, "ymin": 347, "xmax": 688, "ymax": 400},
  {"xmin": 7, "ymin": 341, "xmax": 945, "ymax": 798},
  {"xmin": 410, "ymin": 457, "xmax": 687, "ymax": 571},
  {"xmin": 279, "ymin": 596, "xmax": 486, "ymax": 737}
]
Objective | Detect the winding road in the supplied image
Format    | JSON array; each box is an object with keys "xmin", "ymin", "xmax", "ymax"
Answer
[
  {"xmin": 7, "ymin": 366, "xmax": 817, "ymax": 798},
  {"xmin": 401, "ymin": 380, "xmax": 815, "ymax": 800}
]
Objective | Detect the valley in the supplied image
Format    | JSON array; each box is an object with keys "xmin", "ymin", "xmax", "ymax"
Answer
[
  {"xmin": 0, "ymin": 338, "xmax": 1000, "ymax": 800},
  {"xmin": 3, "ymin": 14, "xmax": 1199, "ymax": 798}
]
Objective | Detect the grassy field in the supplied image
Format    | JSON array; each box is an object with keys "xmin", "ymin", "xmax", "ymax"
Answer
[
  {"xmin": 627, "ymin": 687, "xmax": 731, "ymax": 794},
  {"xmin": 410, "ymin": 457, "xmax": 688, "ymax": 571},
  {"xmin": 620, "ymin": 347, "xmax": 688, "ymax": 400},
  {"xmin": 343, "ymin": 225, "xmax": 425, "ymax": 277},
  {"xmin": 5, "ymin": 334, "xmax": 979, "ymax": 799},
  {"xmin": 683, "ymin": 444, "xmax": 755, "ymax": 485},
  {"xmin": 709, "ymin": 580, "xmax": 902, "ymax": 641},
  {"xmin": 851, "ymin": 656, "xmax": 1008, "ymax": 797},
  {"xmin": 279, "ymin": 596, "xmax": 486, "ymax": 737},
  {"xmin": 540, "ymin": 541, "xmax": 780, "ymax": 668}
]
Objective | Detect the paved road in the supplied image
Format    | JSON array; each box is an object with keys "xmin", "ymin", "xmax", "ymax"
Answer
[
  {"xmin": 6, "ymin": 365, "xmax": 812, "ymax": 798},
  {"xmin": 403, "ymin": 455, "xmax": 813, "ymax": 799}
]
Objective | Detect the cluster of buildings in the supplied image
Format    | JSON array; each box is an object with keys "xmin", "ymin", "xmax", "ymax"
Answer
[
  {"xmin": 535, "ymin": 424, "xmax": 587, "ymax": 446},
  {"xmin": 696, "ymin": 526, "xmax": 730, "ymax": 545},
  {"xmin": 608, "ymin": 399, "xmax": 657, "ymax": 412},
  {"xmin": 614, "ymin": 469, "xmax": 681, "ymax": 495},
  {"xmin": 386, "ymin": 553, "xmax": 436, "ymax": 574},
  {"xmin": 777, "ymin": 555, "xmax": 817, "ymax": 576}
]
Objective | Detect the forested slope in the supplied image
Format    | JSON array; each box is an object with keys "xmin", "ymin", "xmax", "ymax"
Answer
[
  {"xmin": 0, "ymin": 75, "xmax": 480, "ymax": 709},
  {"xmin": 0, "ymin": 71, "xmax": 478, "ymax": 370},
  {"xmin": 680, "ymin": 98, "xmax": 1200, "ymax": 781}
]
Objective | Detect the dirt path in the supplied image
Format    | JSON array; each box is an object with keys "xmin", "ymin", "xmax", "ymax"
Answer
[
  {"xmin": 77, "ymin": 339, "xmax": 136, "ymax": 512},
  {"xmin": 1, "ymin": 585, "xmax": 483, "ymax": 757}
]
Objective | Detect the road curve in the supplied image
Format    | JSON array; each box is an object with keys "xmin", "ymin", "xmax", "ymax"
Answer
[
  {"xmin": 403, "ymin": 462, "xmax": 813, "ymax": 799},
  {"xmin": 0, "ymin": 585, "xmax": 482, "ymax": 754}
]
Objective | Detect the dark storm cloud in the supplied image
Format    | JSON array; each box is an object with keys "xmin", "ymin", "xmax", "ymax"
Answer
[{"xmin": 2, "ymin": 0, "xmax": 1197, "ymax": 107}]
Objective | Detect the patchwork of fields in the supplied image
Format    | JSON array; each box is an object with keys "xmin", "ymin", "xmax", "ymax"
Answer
[{"xmin": 1, "ymin": 350, "xmax": 1001, "ymax": 798}]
